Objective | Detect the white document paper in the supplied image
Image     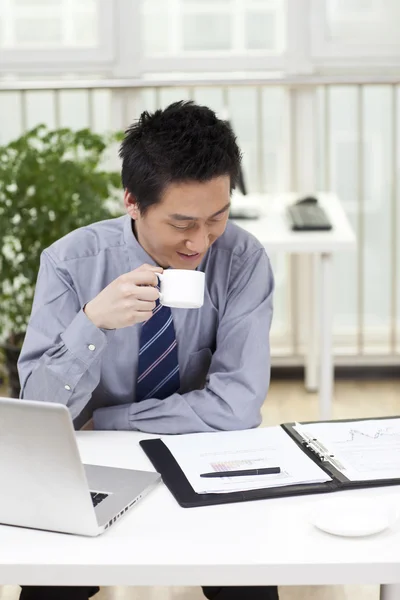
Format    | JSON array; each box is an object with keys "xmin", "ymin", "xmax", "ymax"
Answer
[
  {"xmin": 294, "ymin": 418, "xmax": 400, "ymax": 481},
  {"xmin": 162, "ymin": 426, "xmax": 331, "ymax": 494}
]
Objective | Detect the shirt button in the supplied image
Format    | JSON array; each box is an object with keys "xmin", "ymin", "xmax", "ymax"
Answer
[
  {"xmin": 88, "ymin": 344, "xmax": 96, "ymax": 351},
  {"xmin": 64, "ymin": 384, "xmax": 71, "ymax": 391}
]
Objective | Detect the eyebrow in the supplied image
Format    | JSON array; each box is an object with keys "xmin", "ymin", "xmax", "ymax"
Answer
[{"xmin": 169, "ymin": 202, "xmax": 231, "ymax": 221}]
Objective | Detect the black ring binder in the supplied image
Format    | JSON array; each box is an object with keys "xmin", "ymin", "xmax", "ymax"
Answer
[
  {"xmin": 140, "ymin": 416, "xmax": 400, "ymax": 509},
  {"xmin": 297, "ymin": 427, "xmax": 346, "ymax": 472}
]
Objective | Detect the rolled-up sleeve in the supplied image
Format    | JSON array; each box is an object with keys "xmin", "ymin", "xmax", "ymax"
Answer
[{"xmin": 18, "ymin": 250, "xmax": 114, "ymax": 420}]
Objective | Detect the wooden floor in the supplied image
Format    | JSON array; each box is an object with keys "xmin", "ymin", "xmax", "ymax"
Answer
[{"xmin": 1, "ymin": 378, "xmax": 399, "ymax": 600}]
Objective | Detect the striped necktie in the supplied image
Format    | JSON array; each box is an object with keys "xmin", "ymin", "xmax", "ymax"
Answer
[{"xmin": 135, "ymin": 298, "xmax": 180, "ymax": 402}]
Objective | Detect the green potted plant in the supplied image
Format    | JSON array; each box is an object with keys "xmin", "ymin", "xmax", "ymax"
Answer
[{"xmin": 0, "ymin": 124, "xmax": 123, "ymax": 397}]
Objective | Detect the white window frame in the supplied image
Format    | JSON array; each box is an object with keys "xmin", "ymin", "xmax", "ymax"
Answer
[
  {"xmin": 0, "ymin": 0, "xmax": 115, "ymax": 73},
  {"xmin": 127, "ymin": 0, "xmax": 313, "ymax": 77},
  {"xmin": 0, "ymin": 0, "xmax": 313, "ymax": 77},
  {"xmin": 310, "ymin": 0, "xmax": 400, "ymax": 70},
  {"xmin": 135, "ymin": 0, "xmax": 290, "ymax": 76},
  {"xmin": 3, "ymin": 0, "xmax": 400, "ymax": 78}
]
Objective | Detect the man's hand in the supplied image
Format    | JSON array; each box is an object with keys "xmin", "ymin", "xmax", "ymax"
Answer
[{"xmin": 84, "ymin": 264, "xmax": 162, "ymax": 330}]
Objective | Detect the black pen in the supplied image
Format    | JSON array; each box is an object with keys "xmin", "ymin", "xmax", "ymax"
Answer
[{"xmin": 200, "ymin": 467, "xmax": 281, "ymax": 478}]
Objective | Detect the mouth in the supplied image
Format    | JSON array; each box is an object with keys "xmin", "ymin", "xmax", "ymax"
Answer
[{"xmin": 177, "ymin": 251, "xmax": 201, "ymax": 262}]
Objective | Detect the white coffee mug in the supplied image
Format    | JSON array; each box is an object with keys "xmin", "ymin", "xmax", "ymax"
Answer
[{"xmin": 156, "ymin": 269, "xmax": 205, "ymax": 309}]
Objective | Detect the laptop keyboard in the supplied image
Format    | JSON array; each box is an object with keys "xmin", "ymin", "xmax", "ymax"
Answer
[{"xmin": 90, "ymin": 492, "xmax": 109, "ymax": 507}]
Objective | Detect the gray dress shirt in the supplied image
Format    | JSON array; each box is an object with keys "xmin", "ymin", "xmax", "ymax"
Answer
[{"xmin": 18, "ymin": 215, "xmax": 274, "ymax": 433}]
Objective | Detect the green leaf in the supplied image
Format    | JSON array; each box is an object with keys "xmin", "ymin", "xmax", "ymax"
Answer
[{"xmin": 0, "ymin": 124, "xmax": 124, "ymax": 344}]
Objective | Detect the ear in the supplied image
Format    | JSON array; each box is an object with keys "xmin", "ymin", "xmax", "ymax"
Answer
[{"xmin": 124, "ymin": 190, "xmax": 140, "ymax": 220}]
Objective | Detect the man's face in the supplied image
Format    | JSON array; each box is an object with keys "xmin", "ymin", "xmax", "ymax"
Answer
[{"xmin": 125, "ymin": 176, "xmax": 231, "ymax": 269}]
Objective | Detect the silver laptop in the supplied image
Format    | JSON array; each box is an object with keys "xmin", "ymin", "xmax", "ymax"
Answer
[{"xmin": 0, "ymin": 397, "xmax": 161, "ymax": 536}]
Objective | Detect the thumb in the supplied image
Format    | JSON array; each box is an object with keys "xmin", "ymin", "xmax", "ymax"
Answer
[{"xmin": 138, "ymin": 263, "xmax": 163, "ymax": 273}]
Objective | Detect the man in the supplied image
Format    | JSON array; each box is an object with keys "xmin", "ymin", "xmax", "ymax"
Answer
[{"xmin": 18, "ymin": 101, "xmax": 276, "ymax": 600}]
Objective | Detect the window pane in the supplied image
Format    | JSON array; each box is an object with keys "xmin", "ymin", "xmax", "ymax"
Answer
[
  {"xmin": 362, "ymin": 86, "xmax": 393, "ymax": 352},
  {"xmin": 319, "ymin": 85, "xmax": 398, "ymax": 354},
  {"xmin": 14, "ymin": 0, "xmax": 59, "ymax": 6},
  {"xmin": 326, "ymin": 0, "xmax": 400, "ymax": 45},
  {"xmin": 141, "ymin": 0, "xmax": 170, "ymax": 55},
  {"xmin": 245, "ymin": 11, "xmax": 276, "ymax": 51},
  {"xmin": 0, "ymin": 0, "xmax": 98, "ymax": 49},
  {"xmin": 324, "ymin": 87, "xmax": 359, "ymax": 341},
  {"xmin": 14, "ymin": 18, "xmax": 63, "ymax": 45},
  {"xmin": 182, "ymin": 0, "xmax": 231, "ymax": 4},
  {"xmin": 182, "ymin": 13, "xmax": 232, "ymax": 52},
  {"xmin": 73, "ymin": 11, "xmax": 98, "ymax": 47},
  {"xmin": 140, "ymin": 0, "xmax": 286, "ymax": 56}
]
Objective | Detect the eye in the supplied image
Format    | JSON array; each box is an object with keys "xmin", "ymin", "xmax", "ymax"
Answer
[
  {"xmin": 209, "ymin": 211, "xmax": 228, "ymax": 223},
  {"xmin": 171, "ymin": 224, "xmax": 189, "ymax": 231}
]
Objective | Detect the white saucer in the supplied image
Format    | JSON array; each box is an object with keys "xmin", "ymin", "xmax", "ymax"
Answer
[{"xmin": 309, "ymin": 497, "xmax": 399, "ymax": 537}]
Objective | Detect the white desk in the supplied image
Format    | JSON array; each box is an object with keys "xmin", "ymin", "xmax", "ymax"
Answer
[
  {"xmin": 231, "ymin": 192, "xmax": 356, "ymax": 420},
  {"xmin": 1, "ymin": 432, "xmax": 399, "ymax": 600}
]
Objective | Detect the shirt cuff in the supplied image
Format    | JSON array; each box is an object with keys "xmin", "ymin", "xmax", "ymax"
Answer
[
  {"xmin": 61, "ymin": 308, "xmax": 114, "ymax": 365},
  {"xmin": 93, "ymin": 403, "xmax": 134, "ymax": 431}
]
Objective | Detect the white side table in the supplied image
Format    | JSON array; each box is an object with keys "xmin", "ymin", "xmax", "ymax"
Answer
[{"xmin": 231, "ymin": 192, "xmax": 356, "ymax": 419}]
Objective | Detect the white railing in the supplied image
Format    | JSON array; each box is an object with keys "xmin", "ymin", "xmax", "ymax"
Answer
[{"xmin": 1, "ymin": 75, "xmax": 399, "ymax": 365}]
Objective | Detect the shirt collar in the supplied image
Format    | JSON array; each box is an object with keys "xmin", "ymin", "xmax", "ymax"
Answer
[{"xmin": 123, "ymin": 215, "xmax": 157, "ymax": 270}]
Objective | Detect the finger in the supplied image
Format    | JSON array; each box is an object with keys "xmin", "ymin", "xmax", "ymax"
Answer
[
  {"xmin": 134, "ymin": 299, "xmax": 157, "ymax": 312},
  {"xmin": 135, "ymin": 311, "xmax": 154, "ymax": 323},
  {"xmin": 135, "ymin": 286, "xmax": 160, "ymax": 302},
  {"xmin": 120, "ymin": 281, "xmax": 160, "ymax": 300},
  {"xmin": 123, "ymin": 270, "xmax": 160, "ymax": 287},
  {"xmin": 136, "ymin": 264, "xmax": 163, "ymax": 274}
]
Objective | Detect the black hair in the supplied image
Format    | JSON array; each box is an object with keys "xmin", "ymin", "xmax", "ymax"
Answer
[{"xmin": 119, "ymin": 100, "xmax": 242, "ymax": 213}]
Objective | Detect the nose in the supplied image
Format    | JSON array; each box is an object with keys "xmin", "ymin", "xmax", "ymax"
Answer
[{"xmin": 185, "ymin": 225, "xmax": 210, "ymax": 255}]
